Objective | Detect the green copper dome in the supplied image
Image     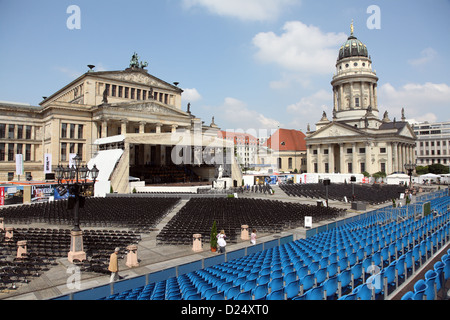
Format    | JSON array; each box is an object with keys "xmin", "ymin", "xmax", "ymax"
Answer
[
  {"xmin": 338, "ymin": 22, "xmax": 369, "ymax": 61},
  {"xmin": 338, "ymin": 34, "xmax": 369, "ymax": 61}
]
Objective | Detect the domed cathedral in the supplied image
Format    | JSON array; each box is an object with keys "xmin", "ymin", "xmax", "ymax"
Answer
[{"xmin": 305, "ymin": 22, "xmax": 417, "ymax": 176}]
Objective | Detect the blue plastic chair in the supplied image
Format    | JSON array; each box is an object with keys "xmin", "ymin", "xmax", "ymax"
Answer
[
  {"xmin": 424, "ymin": 270, "xmax": 437, "ymax": 300},
  {"xmin": 338, "ymin": 293, "xmax": 356, "ymax": 300},
  {"xmin": 434, "ymin": 261, "xmax": 445, "ymax": 293},
  {"xmin": 252, "ymin": 283, "xmax": 268, "ymax": 300},
  {"xmin": 299, "ymin": 273, "xmax": 315, "ymax": 294},
  {"xmin": 327, "ymin": 262, "xmax": 338, "ymax": 278},
  {"xmin": 269, "ymin": 276, "xmax": 284, "ymax": 293},
  {"xmin": 284, "ymin": 279, "xmax": 300, "ymax": 300},
  {"xmin": 210, "ymin": 292, "xmax": 225, "ymax": 300},
  {"xmin": 296, "ymin": 265, "xmax": 309, "ymax": 279},
  {"xmin": 235, "ymin": 290, "xmax": 252, "ymax": 301},
  {"xmin": 413, "ymin": 279, "xmax": 427, "ymax": 300},
  {"xmin": 315, "ymin": 268, "xmax": 327, "ymax": 285},
  {"xmin": 305, "ymin": 284, "xmax": 324, "ymax": 300},
  {"xmin": 401, "ymin": 291, "xmax": 414, "ymax": 300},
  {"xmin": 257, "ymin": 274, "xmax": 270, "ymax": 286},
  {"xmin": 337, "ymin": 269, "xmax": 352, "ymax": 298},
  {"xmin": 323, "ymin": 275, "xmax": 338, "ymax": 300},
  {"xmin": 396, "ymin": 255, "xmax": 406, "ymax": 287},
  {"xmin": 225, "ymin": 286, "xmax": 241, "ymax": 300},
  {"xmin": 241, "ymin": 279, "xmax": 257, "ymax": 293},
  {"xmin": 353, "ymin": 283, "xmax": 373, "ymax": 300},
  {"xmin": 266, "ymin": 288, "xmax": 284, "ymax": 300},
  {"xmin": 351, "ymin": 262, "xmax": 363, "ymax": 288}
]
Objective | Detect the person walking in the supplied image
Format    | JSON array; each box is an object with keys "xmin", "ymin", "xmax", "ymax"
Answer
[
  {"xmin": 108, "ymin": 247, "xmax": 120, "ymax": 283},
  {"xmin": 250, "ymin": 229, "xmax": 257, "ymax": 245},
  {"xmin": 217, "ymin": 230, "xmax": 227, "ymax": 254}
]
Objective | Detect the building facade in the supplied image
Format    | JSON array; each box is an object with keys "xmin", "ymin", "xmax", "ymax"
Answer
[
  {"xmin": 218, "ymin": 131, "xmax": 259, "ymax": 169},
  {"xmin": 413, "ymin": 121, "xmax": 450, "ymax": 166},
  {"xmin": 262, "ymin": 129, "xmax": 307, "ymax": 173},
  {"xmin": 305, "ymin": 25, "xmax": 417, "ymax": 175},
  {"xmin": 0, "ymin": 54, "xmax": 240, "ymax": 190}
]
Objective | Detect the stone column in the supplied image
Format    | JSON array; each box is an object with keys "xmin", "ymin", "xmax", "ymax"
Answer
[
  {"xmin": 17, "ymin": 240, "xmax": 27, "ymax": 258},
  {"xmin": 392, "ymin": 143, "xmax": 398, "ymax": 172},
  {"xmin": 387, "ymin": 143, "xmax": 393, "ymax": 174},
  {"xmin": 241, "ymin": 225, "xmax": 250, "ymax": 241},
  {"xmin": 139, "ymin": 121, "xmax": 146, "ymax": 134},
  {"xmin": 352, "ymin": 143, "xmax": 358, "ymax": 174},
  {"xmin": 339, "ymin": 143, "xmax": 345, "ymax": 174},
  {"xmin": 156, "ymin": 123, "xmax": 162, "ymax": 134},
  {"xmin": 365, "ymin": 142, "xmax": 372, "ymax": 174},
  {"xmin": 101, "ymin": 120, "xmax": 108, "ymax": 138},
  {"xmin": 317, "ymin": 145, "xmax": 322, "ymax": 173},
  {"xmin": 121, "ymin": 120, "xmax": 128, "ymax": 135},
  {"xmin": 192, "ymin": 234, "xmax": 203, "ymax": 252},
  {"xmin": 339, "ymin": 85, "xmax": 344, "ymax": 111},
  {"xmin": 328, "ymin": 144, "xmax": 334, "ymax": 173},
  {"xmin": 349, "ymin": 82, "xmax": 354, "ymax": 109}
]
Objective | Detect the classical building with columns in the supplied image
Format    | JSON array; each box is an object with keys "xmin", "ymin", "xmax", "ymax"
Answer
[
  {"xmin": 305, "ymin": 25, "xmax": 417, "ymax": 176},
  {"xmin": 0, "ymin": 54, "xmax": 240, "ymax": 191}
]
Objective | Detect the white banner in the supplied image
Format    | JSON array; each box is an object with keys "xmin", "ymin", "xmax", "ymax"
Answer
[
  {"xmin": 69, "ymin": 153, "xmax": 77, "ymax": 168},
  {"xmin": 44, "ymin": 153, "xmax": 52, "ymax": 174},
  {"xmin": 15, "ymin": 154, "xmax": 24, "ymax": 175}
]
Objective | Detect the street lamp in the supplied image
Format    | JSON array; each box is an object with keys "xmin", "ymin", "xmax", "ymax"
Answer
[
  {"xmin": 404, "ymin": 162, "xmax": 416, "ymax": 189},
  {"xmin": 55, "ymin": 155, "xmax": 99, "ymax": 263}
]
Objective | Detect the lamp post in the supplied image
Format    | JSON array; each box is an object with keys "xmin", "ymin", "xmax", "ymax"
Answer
[
  {"xmin": 55, "ymin": 155, "xmax": 99, "ymax": 263},
  {"xmin": 404, "ymin": 162, "xmax": 416, "ymax": 190},
  {"xmin": 323, "ymin": 178, "xmax": 331, "ymax": 207}
]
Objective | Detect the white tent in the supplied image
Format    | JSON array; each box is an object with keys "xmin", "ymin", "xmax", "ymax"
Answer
[
  {"xmin": 386, "ymin": 173, "xmax": 410, "ymax": 185},
  {"xmin": 419, "ymin": 173, "xmax": 441, "ymax": 184}
]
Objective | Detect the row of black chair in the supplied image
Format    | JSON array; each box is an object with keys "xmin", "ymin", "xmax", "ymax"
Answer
[
  {"xmin": 279, "ymin": 183, "xmax": 406, "ymax": 205},
  {"xmin": 156, "ymin": 198, "xmax": 346, "ymax": 246}
]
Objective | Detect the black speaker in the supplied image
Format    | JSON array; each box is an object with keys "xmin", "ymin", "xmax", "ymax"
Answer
[{"xmin": 350, "ymin": 176, "xmax": 356, "ymax": 182}]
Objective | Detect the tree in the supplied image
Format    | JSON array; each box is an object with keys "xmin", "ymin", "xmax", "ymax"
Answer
[
  {"xmin": 428, "ymin": 163, "xmax": 449, "ymax": 175},
  {"xmin": 210, "ymin": 221, "xmax": 218, "ymax": 251},
  {"xmin": 415, "ymin": 166, "xmax": 428, "ymax": 175}
]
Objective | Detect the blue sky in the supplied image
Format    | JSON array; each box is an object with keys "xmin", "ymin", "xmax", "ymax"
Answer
[{"xmin": 1, "ymin": 0, "xmax": 449, "ymax": 135}]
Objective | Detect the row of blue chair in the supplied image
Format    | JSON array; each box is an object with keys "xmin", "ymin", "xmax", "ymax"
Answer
[
  {"xmin": 98, "ymin": 196, "xmax": 450, "ymax": 300},
  {"xmin": 402, "ymin": 248, "xmax": 450, "ymax": 300}
]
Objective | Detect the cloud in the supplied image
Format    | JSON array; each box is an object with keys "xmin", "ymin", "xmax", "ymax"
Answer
[
  {"xmin": 252, "ymin": 21, "xmax": 347, "ymax": 75},
  {"xmin": 182, "ymin": 88, "xmax": 202, "ymax": 102},
  {"xmin": 379, "ymin": 82, "xmax": 450, "ymax": 122},
  {"xmin": 286, "ymin": 89, "xmax": 332, "ymax": 129},
  {"xmin": 181, "ymin": 0, "xmax": 300, "ymax": 22},
  {"xmin": 408, "ymin": 48, "xmax": 437, "ymax": 66},
  {"xmin": 213, "ymin": 97, "xmax": 282, "ymax": 130}
]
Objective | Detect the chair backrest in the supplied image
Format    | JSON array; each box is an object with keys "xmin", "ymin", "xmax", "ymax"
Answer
[
  {"xmin": 401, "ymin": 291, "xmax": 414, "ymax": 300},
  {"xmin": 268, "ymin": 276, "xmax": 284, "ymax": 292},
  {"xmin": 354, "ymin": 283, "xmax": 373, "ymax": 300},
  {"xmin": 323, "ymin": 275, "xmax": 338, "ymax": 299},
  {"xmin": 253, "ymin": 283, "xmax": 268, "ymax": 300},
  {"xmin": 225, "ymin": 286, "xmax": 241, "ymax": 300},
  {"xmin": 299, "ymin": 274, "xmax": 315, "ymax": 292},
  {"xmin": 285, "ymin": 279, "xmax": 300, "ymax": 300},
  {"xmin": 235, "ymin": 290, "xmax": 252, "ymax": 301},
  {"xmin": 266, "ymin": 288, "xmax": 284, "ymax": 300},
  {"xmin": 306, "ymin": 284, "xmax": 324, "ymax": 300}
]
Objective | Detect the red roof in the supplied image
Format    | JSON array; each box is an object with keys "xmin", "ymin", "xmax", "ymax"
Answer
[{"xmin": 263, "ymin": 129, "xmax": 306, "ymax": 151}]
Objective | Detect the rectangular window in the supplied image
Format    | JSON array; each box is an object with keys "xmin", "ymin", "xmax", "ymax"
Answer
[
  {"xmin": 0, "ymin": 124, "xmax": 5, "ymax": 138},
  {"xmin": 314, "ymin": 163, "xmax": 318, "ymax": 173},
  {"xmin": 0, "ymin": 143, "xmax": 4, "ymax": 161},
  {"xmin": 105, "ymin": 84, "xmax": 110, "ymax": 96},
  {"xmin": 25, "ymin": 126, "xmax": 32, "ymax": 139},
  {"xmin": 137, "ymin": 89, "xmax": 141, "ymax": 100},
  {"xmin": 8, "ymin": 144, "xmax": 14, "ymax": 161},
  {"xmin": 25, "ymin": 144, "xmax": 31, "ymax": 161},
  {"xmin": 16, "ymin": 144, "xmax": 23, "ymax": 155},
  {"xmin": 348, "ymin": 162, "xmax": 353, "ymax": 173},
  {"xmin": 70, "ymin": 143, "xmax": 75, "ymax": 154},
  {"xmin": 131, "ymin": 88, "xmax": 135, "ymax": 99},
  {"xmin": 355, "ymin": 98, "xmax": 360, "ymax": 107},
  {"xmin": 325, "ymin": 163, "xmax": 329, "ymax": 173},
  {"xmin": 61, "ymin": 143, "xmax": 67, "ymax": 162},
  {"xmin": 359, "ymin": 148, "xmax": 366, "ymax": 154},
  {"xmin": 8, "ymin": 172, "xmax": 14, "ymax": 181},
  {"xmin": 70, "ymin": 124, "xmax": 76, "ymax": 139},
  {"xmin": 61, "ymin": 123, "xmax": 67, "ymax": 138},
  {"xmin": 78, "ymin": 125, "xmax": 83, "ymax": 139},
  {"xmin": 360, "ymin": 162, "xmax": 365, "ymax": 173},
  {"xmin": 78, "ymin": 143, "xmax": 83, "ymax": 160},
  {"xmin": 125, "ymin": 87, "xmax": 129, "ymax": 98},
  {"xmin": 111, "ymin": 85, "xmax": 116, "ymax": 97},
  {"xmin": 288, "ymin": 158, "xmax": 293, "ymax": 169},
  {"xmin": 381, "ymin": 163, "xmax": 386, "ymax": 173},
  {"xmin": 380, "ymin": 148, "xmax": 386, "ymax": 153},
  {"xmin": 118, "ymin": 86, "xmax": 123, "ymax": 98},
  {"xmin": 347, "ymin": 148, "xmax": 352, "ymax": 154},
  {"xmin": 17, "ymin": 125, "xmax": 23, "ymax": 139},
  {"xmin": 8, "ymin": 124, "xmax": 15, "ymax": 139}
]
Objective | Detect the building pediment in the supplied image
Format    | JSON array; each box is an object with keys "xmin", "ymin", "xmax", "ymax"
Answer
[
  {"xmin": 101, "ymin": 101, "xmax": 189, "ymax": 117},
  {"xmin": 398, "ymin": 124, "xmax": 417, "ymax": 139},
  {"xmin": 96, "ymin": 70, "xmax": 182, "ymax": 92},
  {"xmin": 307, "ymin": 122, "xmax": 364, "ymax": 140}
]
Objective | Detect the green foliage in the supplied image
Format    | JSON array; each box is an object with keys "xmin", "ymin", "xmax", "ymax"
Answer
[{"xmin": 210, "ymin": 221, "xmax": 218, "ymax": 248}]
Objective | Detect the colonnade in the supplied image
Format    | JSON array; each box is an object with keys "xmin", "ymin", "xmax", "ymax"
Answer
[{"xmin": 307, "ymin": 140, "xmax": 416, "ymax": 175}]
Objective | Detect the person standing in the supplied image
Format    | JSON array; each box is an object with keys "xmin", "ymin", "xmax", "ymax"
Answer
[
  {"xmin": 217, "ymin": 230, "xmax": 227, "ymax": 254},
  {"xmin": 250, "ymin": 229, "xmax": 257, "ymax": 245},
  {"xmin": 108, "ymin": 247, "xmax": 120, "ymax": 283}
]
